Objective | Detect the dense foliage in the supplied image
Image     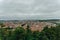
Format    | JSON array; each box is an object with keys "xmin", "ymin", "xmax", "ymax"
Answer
[{"xmin": 0, "ymin": 25, "xmax": 60, "ymax": 40}]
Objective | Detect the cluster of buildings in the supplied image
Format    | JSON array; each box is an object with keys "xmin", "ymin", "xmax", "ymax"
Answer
[{"xmin": 0, "ymin": 21, "xmax": 57, "ymax": 31}]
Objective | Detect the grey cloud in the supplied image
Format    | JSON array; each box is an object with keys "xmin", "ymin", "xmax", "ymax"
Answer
[{"xmin": 0, "ymin": 0, "xmax": 60, "ymax": 20}]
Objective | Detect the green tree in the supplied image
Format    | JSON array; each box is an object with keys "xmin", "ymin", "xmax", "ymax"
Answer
[
  {"xmin": 32, "ymin": 31, "xmax": 40, "ymax": 40},
  {"xmin": 25, "ymin": 25, "xmax": 33, "ymax": 40},
  {"xmin": 12, "ymin": 27, "xmax": 25, "ymax": 40}
]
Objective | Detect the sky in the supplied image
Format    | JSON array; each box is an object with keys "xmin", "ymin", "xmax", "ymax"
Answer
[{"xmin": 0, "ymin": 0, "xmax": 60, "ymax": 20}]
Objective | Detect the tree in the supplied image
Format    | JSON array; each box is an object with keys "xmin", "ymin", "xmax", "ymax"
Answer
[
  {"xmin": 12, "ymin": 27, "xmax": 25, "ymax": 40},
  {"xmin": 25, "ymin": 25, "xmax": 33, "ymax": 40},
  {"xmin": 32, "ymin": 31, "xmax": 40, "ymax": 40}
]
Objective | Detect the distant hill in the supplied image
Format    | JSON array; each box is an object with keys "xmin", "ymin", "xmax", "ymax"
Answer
[{"xmin": 0, "ymin": 19, "xmax": 60, "ymax": 23}]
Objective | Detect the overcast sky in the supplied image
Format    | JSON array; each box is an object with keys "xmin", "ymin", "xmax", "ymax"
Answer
[{"xmin": 0, "ymin": 0, "xmax": 60, "ymax": 20}]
